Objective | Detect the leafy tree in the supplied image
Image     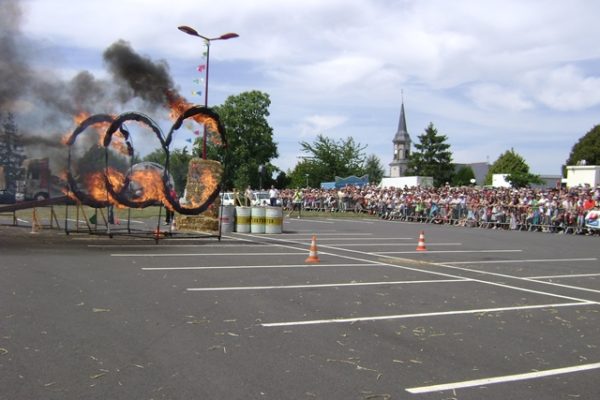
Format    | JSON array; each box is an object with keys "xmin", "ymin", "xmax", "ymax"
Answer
[
  {"xmin": 0, "ymin": 113, "xmax": 26, "ymax": 191},
  {"xmin": 361, "ymin": 154, "xmax": 385, "ymax": 185},
  {"xmin": 452, "ymin": 165, "xmax": 476, "ymax": 186},
  {"xmin": 274, "ymin": 171, "xmax": 291, "ymax": 189},
  {"xmin": 76, "ymin": 145, "xmax": 129, "ymax": 178},
  {"xmin": 564, "ymin": 124, "xmax": 600, "ymax": 175},
  {"xmin": 406, "ymin": 122, "xmax": 454, "ymax": 187},
  {"xmin": 210, "ymin": 91, "xmax": 278, "ymax": 190},
  {"xmin": 484, "ymin": 148, "xmax": 542, "ymax": 188},
  {"xmin": 287, "ymin": 159, "xmax": 319, "ymax": 188},
  {"xmin": 506, "ymin": 171, "xmax": 544, "ymax": 188},
  {"xmin": 289, "ymin": 134, "xmax": 367, "ymax": 186}
]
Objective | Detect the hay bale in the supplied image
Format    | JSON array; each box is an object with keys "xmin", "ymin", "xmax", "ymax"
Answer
[{"xmin": 177, "ymin": 158, "xmax": 223, "ymax": 233}]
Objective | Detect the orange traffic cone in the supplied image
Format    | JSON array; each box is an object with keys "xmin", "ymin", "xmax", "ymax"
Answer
[
  {"xmin": 416, "ymin": 231, "xmax": 427, "ymax": 251},
  {"xmin": 30, "ymin": 208, "xmax": 41, "ymax": 234},
  {"xmin": 305, "ymin": 235, "xmax": 320, "ymax": 263}
]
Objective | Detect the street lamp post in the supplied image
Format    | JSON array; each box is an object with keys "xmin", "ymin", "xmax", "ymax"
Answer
[{"xmin": 178, "ymin": 25, "xmax": 238, "ymax": 159}]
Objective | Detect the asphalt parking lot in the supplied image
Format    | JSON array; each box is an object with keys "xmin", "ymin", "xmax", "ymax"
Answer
[{"xmin": 1, "ymin": 215, "xmax": 599, "ymax": 399}]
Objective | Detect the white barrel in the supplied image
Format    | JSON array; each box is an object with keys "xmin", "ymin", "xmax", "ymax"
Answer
[
  {"xmin": 265, "ymin": 206, "xmax": 283, "ymax": 234},
  {"xmin": 219, "ymin": 205, "xmax": 235, "ymax": 233},
  {"xmin": 235, "ymin": 206, "xmax": 251, "ymax": 233},
  {"xmin": 250, "ymin": 206, "xmax": 266, "ymax": 233}
]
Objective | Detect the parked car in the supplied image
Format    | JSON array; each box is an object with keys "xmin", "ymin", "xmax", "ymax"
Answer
[
  {"xmin": 221, "ymin": 192, "xmax": 235, "ymax": 206},
  {"xmin": 252, "ymin": 191, "xmax": 271, "ymax": 206},
  {"xmin": 0, "ymin": 189, "xmax": 16, "ymax": 204}
]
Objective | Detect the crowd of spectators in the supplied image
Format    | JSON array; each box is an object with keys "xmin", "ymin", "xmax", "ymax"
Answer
[{"xmin": 278, "ymin": 184, "xmax": 600, "ymax": 235}]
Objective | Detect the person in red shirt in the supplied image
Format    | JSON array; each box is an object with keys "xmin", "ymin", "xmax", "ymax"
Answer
[{"xmin": 583, "ymin": 195, "xmax": 596, "ymax": 211}]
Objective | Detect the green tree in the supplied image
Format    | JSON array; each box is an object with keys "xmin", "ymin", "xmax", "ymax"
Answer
[
  {"xmin": 361, "ymin": 154, "xmax": 385, "ymax": 185},
  {"xmin": 452, "ymin": 165, "xmax": 476, "ymax": 186},
  {"xmin": 76, "ymin": 145, "xmax": 129, "ymax": 178},
  {"xmin": 210, "ymin": 91, "xmax": 278, "ymax": 190},
  {"xmin": 564, "ymin": 124, "xmax": 600, "ymax": 175},
  {"xmin": 485, "ymin": 148, "xmax": 542, "ymax": 188},
  {"xmin": 0, "ymin": 113, "xmax": 26, "ymax": 191},
  {"xmin": 289, "ymin": 134, "xmax": 367, "ymax": 186},
  {"xmin": 287, "ymin": 159, "xmax": 320, "ymax": 188},
  {"xmin": 406, "ymin": 122, "xmax": 454, "ymax": 187},
  {"xmin": 274, "ymin": 171, "xmax": 291, "ymax": 189}
]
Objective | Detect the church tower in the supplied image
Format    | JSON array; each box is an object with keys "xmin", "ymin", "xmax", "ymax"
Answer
[{"xmin": 389, "ymin": 101, "xmax": 411, "ymax": 177}]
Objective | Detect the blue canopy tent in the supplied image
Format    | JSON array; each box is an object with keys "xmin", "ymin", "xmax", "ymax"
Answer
[{"xmin": 320, "ymin": 175, "xmax": 369, "ymax": 189}]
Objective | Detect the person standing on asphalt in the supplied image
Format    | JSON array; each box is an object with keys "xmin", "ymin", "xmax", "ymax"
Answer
[
  {"xmin": 269, "ymin": 185, "xmax": 279, "ymax": 206},
  {"xmin": 288, "ymin": 188, "xmax": 303, "ymax": 218},
  {"xmin": 244, "ymin": 185, "xmax": 253, "ymax": 206}
]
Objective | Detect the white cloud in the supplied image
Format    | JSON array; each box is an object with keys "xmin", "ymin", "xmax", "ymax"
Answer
[
  {"xmin": 467, "ymin": 83, "xmax": 534, "ymax": 111},
  {"xmin": 297, "ymin": 114, "xmax": 348, "ymax": 137},
  {"xmin": 523, "ymin": 65, "xmax": 600, "ymax": 111},
  {"xmin": 15, "ymin": 0, "xmax": 600, "ymax": 176}
]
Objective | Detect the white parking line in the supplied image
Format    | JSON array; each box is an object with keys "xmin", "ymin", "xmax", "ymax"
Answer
[
  {"xmin": 325, "ymin": 219, "xmax": 374, "ymax": 224},
  {"xmin": 287, "ymin": 219, "xmax": 333, "ymax": 224},
  {"xmin": 522, "ymin": 278, "xmax": 600, "ymax": 295},
  {"xmin": 142, "ymin": 263, "xmax": 377, "ymax": 271},
  {"xmin": 375, "ymin": 249, "xmax": 522, "ymax": 255},
  {"xmin": 187, "ymin": 279, "xmax": 468, "ymax": 291},
  {"xmin": 527, "ymin": 273, "xmax": 600, "ymax": 279},
  {"xmin": 111, "ymin": 252, "xmax": 306, "ymax": 257},
  {"xmin": 261, "ymin": 301, "xmax": 591, "ymax": 327},
  {"xmin": 272, "ymin": 232, "xmax": 373, "ymax": 236},
  {"xmin": 441, "ymin": 257, "xmax": 598, "ymax": 265},
  {"xmin": 91, "ymin": 243, "xmax": 275, "ymax": 248},
  {"xmin": 314, "ymin": 237, "xmax": 414, "ymax": 241},
  {"xmin": 240, "ymin": 233, "xmax": 599, "ymax": 304},
  {"xmin": 406, "ymin": 361, "xmax": 600, "ymax": 394},
  {"xmin": 433, "ymin": 261, "xmax": 600, "ymax": 298},
  {"xmin": 333, "ymin": 242, "xmax": 462, "ymax": 247}
]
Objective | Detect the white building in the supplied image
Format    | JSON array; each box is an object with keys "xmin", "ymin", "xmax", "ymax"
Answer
[{"xmin": 566, "ymin": 165, "xmax": 600, "ymax": 188}]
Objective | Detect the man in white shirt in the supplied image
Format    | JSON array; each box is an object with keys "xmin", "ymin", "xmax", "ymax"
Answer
[{"xmin": 269, "ymin": 185, "xmax": 279, "ymax": 206}]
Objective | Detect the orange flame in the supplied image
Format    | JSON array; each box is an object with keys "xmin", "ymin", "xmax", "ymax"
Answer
[
  {"xmin": 167, "ymin": 93, "xmax": 222, "ymax": 146},
  {"xmin": 74, "ymin": 111, "xmax": 90, "ymax": 125},
  {"xmin": 128, "ymin": 169, "xmax": 172, "ymax": 209},
  {"xmin": 182, "ymin": 162, "xmax": 220, "ymax": 209},
  {"xmin": 84, "ymin": 168, "xmax": 125, "ymax": 206},
  {"xmin": 61, "ymin": 112, "xmax": 90, "ymax": 145},
  {"xmin": 108, "ymin": 130, "xmax": 130, "ymax": 156},
  {"xmin": 62, "ymin": 112, "xmax": 115, "ymax": 147}
]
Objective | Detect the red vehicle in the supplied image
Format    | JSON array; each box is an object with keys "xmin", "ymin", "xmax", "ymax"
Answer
[{"xmin": 15, "ymin": 158, "xmax": 62, "ymax": 201}]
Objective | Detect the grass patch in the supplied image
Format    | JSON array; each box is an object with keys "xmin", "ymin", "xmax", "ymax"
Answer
[{"xmin": 1, "ymin": 205, "xmax": 164, "ymax": 222}]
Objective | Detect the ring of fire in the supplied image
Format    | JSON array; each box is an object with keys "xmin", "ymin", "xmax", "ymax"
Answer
[{"xmin": 65, "ymin": 106, "xmax": 226, "ymax": 215}]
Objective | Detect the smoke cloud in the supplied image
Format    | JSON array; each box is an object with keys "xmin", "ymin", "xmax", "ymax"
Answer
[
  {"xmin": 0, "ymin": 0, "xmax": 184, "ymax": 170},
  {"xmin": 0, "ymin": 0, "xmax": 31, "ymax": 111},
  {"xmin": 103, "ymin": 40, "xmax": 177, "ymax": 109}
]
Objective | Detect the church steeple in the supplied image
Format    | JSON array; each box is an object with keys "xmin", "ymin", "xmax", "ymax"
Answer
[
  {"xmin": 394, "ymin": 102, "xmax": 409, "ymax": 143},
  {"xmin": 389, "ymin": 99, "xmax": 412, "ymax": 177}
]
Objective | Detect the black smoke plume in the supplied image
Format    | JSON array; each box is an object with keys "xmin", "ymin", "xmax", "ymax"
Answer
[
  {"xmin": 104, "ymin": 40, "xmax": 177, "ymax": 110},
  {"xmin": 0, "ymin": 0, "xmax": 183, "ymax": 170}
]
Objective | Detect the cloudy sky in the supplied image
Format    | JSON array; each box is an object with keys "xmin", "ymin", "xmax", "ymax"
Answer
[{"xmin": 7, "ymin": 0, "xmax": 600, "ymax": 175}]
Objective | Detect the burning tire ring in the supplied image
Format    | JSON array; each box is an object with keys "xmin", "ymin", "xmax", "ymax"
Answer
[{"xmin": 67, "ymin": 107, "xmax": 225, "ymax": 215}]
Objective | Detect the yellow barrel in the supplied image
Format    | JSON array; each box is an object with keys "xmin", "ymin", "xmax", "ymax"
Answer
[
  {"xmin": 250, "ymin": 206, "xmax": 266, "ymax": 233},
  {"xmin": 265, "ymin": 206, "xmax": 283, "ymax": 234},
  {"xmin": 235, "ymin": 206, "xmax": 251, "ymax": 233}
]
